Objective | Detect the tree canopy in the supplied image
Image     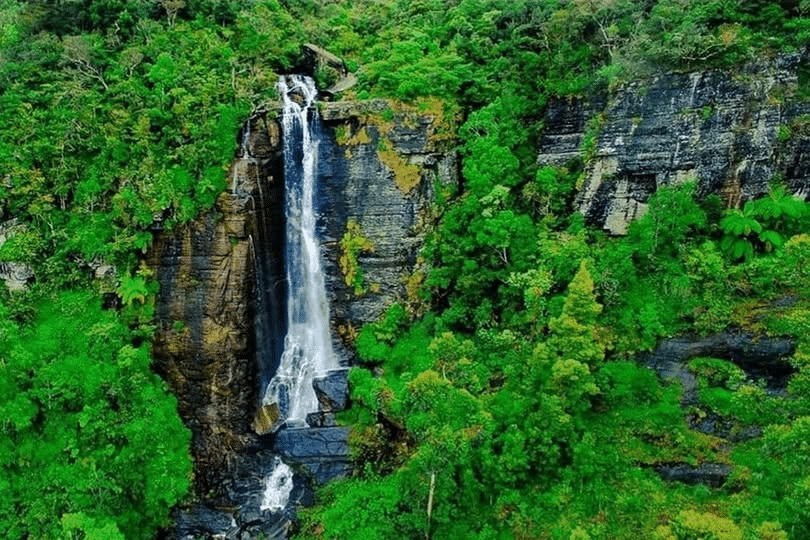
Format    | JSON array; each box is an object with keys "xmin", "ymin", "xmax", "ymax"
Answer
[{"xmin": 3, "ymin": 0, "xmax": 810, "ymax": 538}]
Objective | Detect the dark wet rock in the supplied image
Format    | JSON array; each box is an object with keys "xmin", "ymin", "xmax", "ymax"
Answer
[
  {"xmin": 239, "ymin": 508, "xmax": 263, "ymax": 526},
  {"xmin": 688, "ymin": 409, "xmax": 763, "ymax": 441},
  {"xmin": 638, "ymin": 331, "xmax": 795, "ymax": 441},
  {"xmin": 655, "ymin": 463, "xmax": 733, "ymax": 487},
  {"xmin": 204, "ymin": 449, "xmax": 313, "ymax": 539},
  {"xmin": 275, "ymin": 427, "xmax": 350, "ymax": 458},
  {"xmin": 639, "ymin": 331, "xmax": 796, "ymax": 404},
  {"xmin": 274, "ymin": 427, "xmax": 352, "ymax": 484},
  {"xmin": 313, "ymin": 369, "xmax": 349, "ymax": 412},
  {"xmin": 253, "ymin": 402, "xmax": 284, "ymax": 436},
  {"xmin": 306, "ymin": 411, "xmax": 337, "ymax": 427},
  {"xmin": 173, "ymin": 504, "xmax": 236, "ymax": 539},
  {"xmin": 318, "ymin": 103, "xmax": 457, "ymax": 331}
]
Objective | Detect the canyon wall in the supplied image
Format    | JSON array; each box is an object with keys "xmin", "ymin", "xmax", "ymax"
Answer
[{"xmin": 537, "ymin": 51, "xmax": 810, "ymax": 234}]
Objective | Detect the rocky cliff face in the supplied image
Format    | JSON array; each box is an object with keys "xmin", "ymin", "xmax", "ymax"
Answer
[
  {"xmin": 537, "ymin": 52, "xmax": 810, "ymax": 234},
  {"xmin": 148, "ymin": 97, "xmax": 455, "ymax": 537},
  {"xmin": 534, "ymin": 55, "xmax": 810, "ymax": 489},
  {"xmin": 148, "ymin": 112, "xmax": 284, "ymax": 494},
  {"xmin": 319, "ymin": 99, "xmax": 456, "ymax": 330}
]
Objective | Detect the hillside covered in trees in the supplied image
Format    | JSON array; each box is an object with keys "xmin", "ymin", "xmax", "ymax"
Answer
[{"xmin": 3, "ymin": 1, "xmax": 810, "ymax": 538}]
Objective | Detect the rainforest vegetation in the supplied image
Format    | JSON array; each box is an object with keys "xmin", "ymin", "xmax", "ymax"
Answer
[{"xmin": 3, "ymin": 0, "xmax": 810, "ymax": 538}]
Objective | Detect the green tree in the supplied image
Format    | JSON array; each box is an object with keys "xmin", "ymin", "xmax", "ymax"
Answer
[
  {"xmin": 720, "ymin": 184, "xmax": 810, "ymax": 260},
  {"xmin": 0, "ymin": 291, "xmax": 192, "ymax": 539},
  {"xmin": 596, "ymin": 183, "xmax": 708, "ymax": 349}
]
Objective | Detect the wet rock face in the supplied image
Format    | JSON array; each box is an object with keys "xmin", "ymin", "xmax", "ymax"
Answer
[
  {"xmin": 312, "ymin": 369, "xmax": 349, "ymax": 412},
  {"xmin": 172, "ymin": 449, "xmax": 314, "ymax": 540},
  {"xmin": 273, "ymin": 427, "xmax": 352, "ymax": 485},
  {"xmin": 537, "ymin": 52, "xmax": 810, "ymax": 234},
  {"xmin": 149, "ymin": 112, "xmax": 284, "ymax": 495},
  {"xmin": 318, "ymin": 100, "xmax": 457, "ymax": 330}
]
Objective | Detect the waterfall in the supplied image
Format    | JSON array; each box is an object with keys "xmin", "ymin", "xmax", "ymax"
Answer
[{"xmin": 261, "ymin": 74, "xmax": 337, "ymax": 425}]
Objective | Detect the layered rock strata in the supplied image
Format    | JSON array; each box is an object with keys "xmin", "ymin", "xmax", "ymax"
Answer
[
  {"xmin": 537, "ymin": 52, "xmax": 810, "ymax": 234},
  {"xmin": 319, "ymin": 99, "xmax": 456, "ymax": 327},
  {"xmin": 148, "ymin": 112, "xmax": 284, "ymax": 494}
]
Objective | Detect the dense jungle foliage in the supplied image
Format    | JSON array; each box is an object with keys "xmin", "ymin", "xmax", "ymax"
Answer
[{"xmin": 3, "ymin": 0, "xmax": 810, "ymax": 538}]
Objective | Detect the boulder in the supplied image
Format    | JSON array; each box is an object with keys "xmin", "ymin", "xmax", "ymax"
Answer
[
  {"xmin": 639, "ymin": 331, "xmax": 795, "ymax": 439},
  {"xmin": 303, "ymin": 43, "xmax": 347, "ymax": 76},
  {"xmin": 313, "ymin": 369, "xmax": 349, "ymax": 412},
  {"xmin": 253, "ymin": 402, "xmax": 284, "ymax": 436},
  {"xmin": 0, "ymin": 262, "xmax": 34, "ymax": 291},
  {"xmin": 274, "ymin": 427, "xmax": 352, "ymax": 484},
  {"xmin": 325, "ymin": 73, "xmax": 358, "ymax": 96},
  {"xmin": 305, "ymin": 411, "xmax": 337, "ymax": 428},
  {"xmin": 0, "ymin": 219, "xmax": 34, "ymax": 291},
  {"xmin": 655, "ymin": 463, "xmax": 732, "ymax": 487},
  {"xmin": 274, "ymin": 427, "xmax": 349, "ymax": 459},
  {"xmin": 173, "ymin": 504, "xmax": 235, "ymax": 539},
  {"xmin": 302, "ymin": 43, "xmax": 357, "ymax": 97}
]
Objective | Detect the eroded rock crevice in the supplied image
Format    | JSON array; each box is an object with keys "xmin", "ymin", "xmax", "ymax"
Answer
[{"xmin": 638, "ymin": 331, "xmax": 796, "ymax": 488}]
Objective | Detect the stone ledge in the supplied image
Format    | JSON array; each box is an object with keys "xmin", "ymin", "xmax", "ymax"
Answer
[
  {"xmin": 654, "ymin": 462, "xmax": 732, "ymax": 487},
  {"xmin": 273, "ymin": 427, "xmax": 352, "ymax": 485},
  {"xmin": 274, "ymin": 427, "xmax": 350, "ymax": 458},
  {"xmin": 320, "ymin": 99, "xmax": 391, "ymax": 121}
]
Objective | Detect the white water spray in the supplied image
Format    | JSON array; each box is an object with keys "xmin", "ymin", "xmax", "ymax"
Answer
[
  {"xmin": 260, "ymin": 457, "xmax": 294, "ymax": 512},
  {"xmin": 262, "ymin": 75, "xmax": 337, "ymax": 424}
]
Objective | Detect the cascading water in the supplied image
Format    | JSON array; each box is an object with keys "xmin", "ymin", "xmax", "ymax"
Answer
[
  {"xmin": 261, "ymin": 74, "xmax": 337, "ymax": 425},
  {"xmin": 260, "ymin": 457, "xmax": 294, "ymax": 512}
]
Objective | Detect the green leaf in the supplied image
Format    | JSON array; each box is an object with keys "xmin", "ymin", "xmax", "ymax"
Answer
[
  {"xmin": 117, "ymin": 275, "xmax": 148, "ymax": 305},
  {"xmin": 759, "ymin": 229, "xmax": 784, "ymax": 250}
]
